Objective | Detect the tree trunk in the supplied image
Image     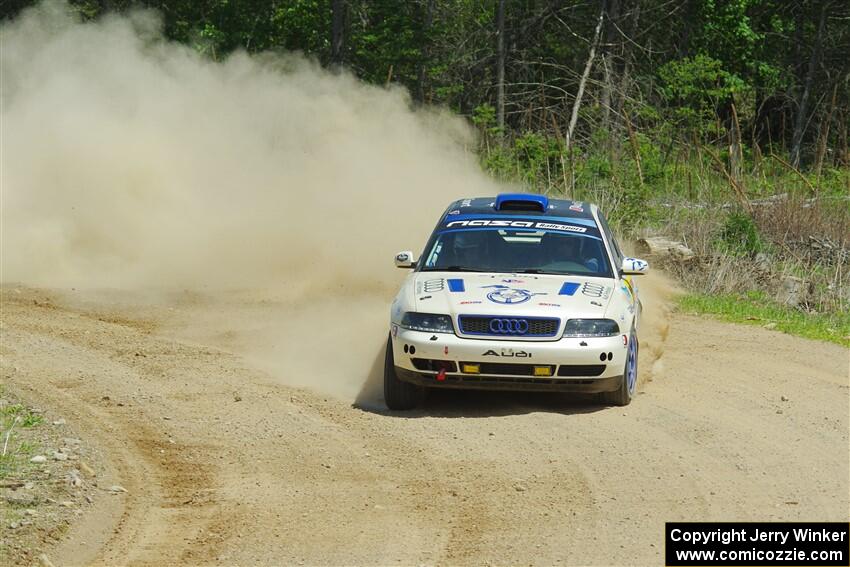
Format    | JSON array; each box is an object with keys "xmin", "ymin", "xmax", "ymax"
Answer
[
  {"xmin": 790, "ymin": 3, "xmax": 827, "ymax": 168},
  {"xmin": 678, "ymin": 0, "xmax": 695, "ymax": 57},
  {"xmin": 416, "ymin": 0, "xmax": 435, "ymax": 103},
  {"xmin": 600, "ymin": 0, "xmax": 619, "ymax": 134},
  {"xmin": 565, "ymin": 3, "xmax": 605, "ymax": 152},
  {"xmin": 814, "ymin": 82, "xmax": 838, "ymax": 184},
  {"xmin": 495, "ymin": 0, "xmax": 506, "ymax": 130},
  {"xmin": 600, "ymin": 55, "xmax": 612, "ymax": 131},
  {"xmin": 729, "ymin": 99, "xmax": 743, "ymax": 185},
  {"xmin": 840, "ymin": 108, "xmax": 849, "ymax": 168},
  {"xmin": 613, "ymin": 1, "xmax": 640, "ymax": 142},
  {"xmin": 331, "ymin": 0, "xmax": 346, "ymax": 67}
]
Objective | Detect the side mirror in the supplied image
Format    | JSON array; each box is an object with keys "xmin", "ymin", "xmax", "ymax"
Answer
[
  {"xmin": 394, "ymin": 250, "xmax": 416, "ymax": 269},
  {"xmin": 621, "ymin": 257, "xmax": 649, "ymax": 275}
]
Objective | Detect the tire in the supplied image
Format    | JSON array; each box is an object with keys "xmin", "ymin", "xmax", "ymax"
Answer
[
  {"xmin": 600, "ymin": 330, "xmax": 638, "ymax": 406},
  {"xmin": 383, "ymin": 335, "xmax": 423, "ymax": 411}
]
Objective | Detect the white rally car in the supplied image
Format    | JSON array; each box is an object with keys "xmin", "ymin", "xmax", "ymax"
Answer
[{"xmin": 385, "ymin": 193, "xmax": 649, "ymax": 410}]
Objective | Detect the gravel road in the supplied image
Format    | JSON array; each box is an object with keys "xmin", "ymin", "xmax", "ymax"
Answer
[{"xmin": 1, "ymin": 285, "xmax": 847, "ymax": 566}]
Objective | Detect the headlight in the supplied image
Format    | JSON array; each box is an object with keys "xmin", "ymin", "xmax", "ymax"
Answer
[
  {"xmin": 401, "ymin": 312, "xmax": 455, "ymax": 333},
  {"xmin": 562, "ymin": 318, "xmax": 620, "ymax": 337}
]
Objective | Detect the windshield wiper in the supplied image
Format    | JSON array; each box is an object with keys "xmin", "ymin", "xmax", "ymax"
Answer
[{"xmin": 508, "ymin": 268, "xmax": 543, "ymax": 274}]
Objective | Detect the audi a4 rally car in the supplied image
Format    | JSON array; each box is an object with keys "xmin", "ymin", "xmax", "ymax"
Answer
[{"xmin": 385, "ymin": 193, "xmax": 649, "ymax": 410}]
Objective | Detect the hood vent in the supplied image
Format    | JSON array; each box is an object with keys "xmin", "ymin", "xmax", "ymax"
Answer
[{"xmin": 494, "ymin": 193, "xmax": 548, "ymax": 212}]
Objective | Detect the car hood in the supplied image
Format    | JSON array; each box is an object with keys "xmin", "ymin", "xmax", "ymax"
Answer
[{"xmin": 411, "ymin": 272, "xmax": 617, "ymax": 319}]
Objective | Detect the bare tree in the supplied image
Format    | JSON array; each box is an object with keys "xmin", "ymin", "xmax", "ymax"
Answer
[
  {"xmin": 599, "ymin": 0, "xmax": 619, "ymax": 133},
  {"xmin": 496, "ymin": 0, "xmax": 506, "ymax": 130},
  {"xmin": 565, "ymin": 2, "xmax": 605, "ymax": 152}
]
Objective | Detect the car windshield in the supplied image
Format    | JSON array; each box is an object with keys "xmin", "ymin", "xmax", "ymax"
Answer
[{"xmin": 421, "ymin": 228, "xmax": 612, "ymax": 277}]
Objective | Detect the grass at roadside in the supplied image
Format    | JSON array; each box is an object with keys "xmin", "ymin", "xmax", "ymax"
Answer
[
  {"xmin": 0, "ymin": 393, "xmax": 44, "ymax": 480},
  {"xmin": 677, "ymin": 292, "xmax": 850, "ymax": 348},
  {"xmin": 0, "ymin": 385, "xmax": 103, "ymax": 565}
]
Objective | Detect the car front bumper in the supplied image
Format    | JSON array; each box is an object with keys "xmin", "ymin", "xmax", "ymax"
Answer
[{"xmin": 391, "ymin": 327, "xmax": 628, "ymax": 393}]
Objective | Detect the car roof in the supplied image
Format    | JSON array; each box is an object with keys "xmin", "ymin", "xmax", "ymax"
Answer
[{"xmin": 441, "ymin": 195, "xmax": 598, "ymax": 224}]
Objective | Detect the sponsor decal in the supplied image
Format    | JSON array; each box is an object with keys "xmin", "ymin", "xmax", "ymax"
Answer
[
  {"xmin": 483, "ymin": 348, "xmax": 532, "ymax": 358},
  {"xmin": 624, "ymin": 257, "xmax": 648, "ymax": 271},
  {"xmin": 459, "ymin": 300, "xmax": 483, "ymax": 305},
  {"xmin": 460, "ymin": 199, "xmax": 472, "ymax": 207},
  {"xmin": 447, "ymin": 209, "xmax": 461, "ymax": 215},
  {"xmin": 534, "ymin": 222, "xmax": 586, "ymax": 233},
  {"xmin": 501, "ymin": 278, "xmax": 525, "ymax": 284},
  {"xmin": 559, "ymin": 281, "xmax": 581, "ymax": 296},
  {"xmin": 391, "ymin": 324, "xmax": 399, "ymax": 337},
  {"xmin": 538, "ymin": 302, "xmax": 561, "ymax": 307},
  {"xmin": 569, "ymin": 203, "xmax": 584, "ymax": 212},
  {"xmin": 482, "ymin": 285, "xmax": 546, "ymax": 305},
  {"xmin": 447, "ymin": 278, "xmax": 465, "ymax": 292},
  {"xmin": 445, "ymin": 219, "xmax": 587, "ymax": 233},
  {"xmin": 622, "ymin": 277, "xmax": 634, "ymax": 301}
]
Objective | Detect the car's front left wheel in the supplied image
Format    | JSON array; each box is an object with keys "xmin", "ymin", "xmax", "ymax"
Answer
[
  {"xmin": 600, "ymin": 329, "xmax": 638, "ymax": 406},
  {"xmin": 383, "ymin": 335, "xmax": 423, "ymax": 411}
]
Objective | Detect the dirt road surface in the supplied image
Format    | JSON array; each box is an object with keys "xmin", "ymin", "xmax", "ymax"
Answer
[{"xmin": 1, "ymin": 286, "xmax": 847, "ymax": 566}]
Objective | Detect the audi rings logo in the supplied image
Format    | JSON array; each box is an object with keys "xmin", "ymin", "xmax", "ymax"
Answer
[{"xmin": 489, "ymin": 318, "xmax": 529, "ymax": 334}]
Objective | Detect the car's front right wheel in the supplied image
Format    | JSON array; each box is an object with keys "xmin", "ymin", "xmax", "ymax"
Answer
[{"xmin": 383, "ymin": 335, "xmax": 423, "ymax": 411}]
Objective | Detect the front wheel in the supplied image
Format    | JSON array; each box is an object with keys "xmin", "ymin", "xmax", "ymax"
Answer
[
  {"xmin": 600, "ymin": 330, "xmax": 638, "ymax": 406},
  {"xmin": 383, "ymin": 335, "xmax": 423, "ymax": 411}
]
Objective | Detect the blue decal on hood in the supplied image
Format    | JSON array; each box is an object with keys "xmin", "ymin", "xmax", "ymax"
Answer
[
  {"xmin": 559, "ymin": 282, "xmax": 580, "ymax": 295},
  {"xmin": 482, "ymin": 285, "xmax": 546, "ymax": 305},
  {"xmin": 447, "ymin": 278, "xmax": 465, "ymax": 292}
]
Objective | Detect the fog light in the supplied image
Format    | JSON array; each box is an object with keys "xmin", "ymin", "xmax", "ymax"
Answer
[
  {"xmin": 533, "ymin": 366, "xmax": 553, "ymax": 377},
  {"xmin": 461, "ymin": 363, "xmax": 480, "ymax": 374}
]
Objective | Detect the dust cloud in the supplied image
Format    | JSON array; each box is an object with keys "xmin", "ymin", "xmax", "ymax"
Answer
[
  {"xmin": 1, "ymin": 2, "xmax": 497, "ymax": 290},
  {"xmin": 1, "ymin": 3, "xmax": 504, "ymax": 400},
  {"xmin": 635, "ymin": 270, "xmax": 679, "ymax": 385}
]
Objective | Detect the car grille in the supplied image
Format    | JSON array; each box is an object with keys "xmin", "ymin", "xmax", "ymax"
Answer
[{"xmin": 458, "ymin": 315, "xmax": 560, "ymax": 337}]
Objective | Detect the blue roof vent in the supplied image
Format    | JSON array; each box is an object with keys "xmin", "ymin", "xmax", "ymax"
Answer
[{"xmin": 494, "ymin": 193, "xmax": 549, "ymax": 212}]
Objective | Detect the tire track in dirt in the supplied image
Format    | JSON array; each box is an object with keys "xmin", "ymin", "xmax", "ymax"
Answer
[
  {"xmin": 294, "ymin": 391, "xmax": 600, "ymax": 564},
  {"xmin": 1, "ymin": 292, "xmax": 231, "ymax": 565}
]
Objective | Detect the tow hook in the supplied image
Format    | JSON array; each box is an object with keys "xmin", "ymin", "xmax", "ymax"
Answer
[{"xmin": 436, "ymin": 368, "xmax": 447, "ymax": 382}]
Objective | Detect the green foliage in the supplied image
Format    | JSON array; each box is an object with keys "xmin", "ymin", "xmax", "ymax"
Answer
[
  {"xmin": 480, "ymin": 144, "xmax": 515, "ymax": 181},
  {"xmin": 472, "ymin": 103, "xmax": 503, "ymax": 137},
  {"xmin": 658, "ymin": 55, "xmax": 747, "ymax": 134},
  {"xmin": 2, "ymin": 404, "xmax": 44, "ymax": 428},
  {"xmin": 678, "ymin": 292, "xmax": 850, "ymax": 347},
  {"xmin": 0, "ymin": 402, "xmax": 43, "ymax": 479},
  {"xmin": 478, "ymin": 130, "xmax": 567, "ymax": 191},
  {"xmin": 718, "ymin": 211, "xmax": 762, "ymax": 255}
]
